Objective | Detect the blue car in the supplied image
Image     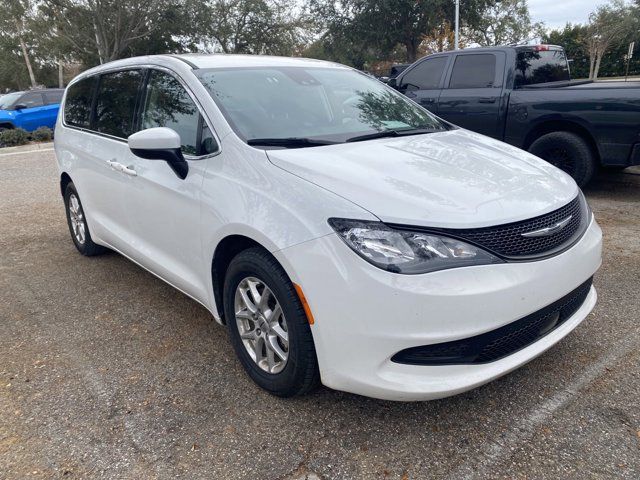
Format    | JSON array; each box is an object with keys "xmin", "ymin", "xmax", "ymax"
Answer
[{"xmin": 0, "ymin": 89, "xmax": 64, "ymax": 132}]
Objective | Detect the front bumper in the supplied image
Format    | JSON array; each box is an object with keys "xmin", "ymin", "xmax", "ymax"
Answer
[{"xmin": 274, "ymin": 218, "xmax": 602, "ymax": 401}]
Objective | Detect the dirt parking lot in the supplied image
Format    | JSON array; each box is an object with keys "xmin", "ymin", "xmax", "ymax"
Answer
[{"xmin": 1, "ymin": 145, "xmax": 639, "ymax": 479}]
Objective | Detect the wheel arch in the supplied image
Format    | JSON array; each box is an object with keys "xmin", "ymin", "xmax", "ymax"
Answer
[
  {"xmin": 211, "ymin": 234, "xmax": 277, "ymax": 324},
  {"xmin": 60, "ymin": 172, "xmax": 73, "ymax": 198},
  {"xmin": 523, "ymin": 119, "xmax": 600, "ymax": 164},
  {"xmin": 0, "ymin": 122, "xmax": 15, "ymax": 130}
]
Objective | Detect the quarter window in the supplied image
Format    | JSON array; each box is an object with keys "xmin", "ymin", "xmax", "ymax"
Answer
[
  {"xmin": 94, "ymin": 70, "xmax": 143, "ymax": 138},
  {"xmin": 142, "ymin": 70, "xmax": 214, "ymax": 156},
  {"xmin": 449, "ymin": 55, "xmax": 497, "ymax": 89},
  {"xmin": 64, "ymin": 77, "xmax": 97, "ymax": 128},
  {"xmin": 401, "ymin": 57, "xmax": 448, "ymax": 91}
]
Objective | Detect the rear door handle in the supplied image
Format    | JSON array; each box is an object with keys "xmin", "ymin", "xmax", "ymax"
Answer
[
  {"xmin": 121, "ymin": 165, "xmax": 137, "ymax": 176},
  {"xmin": 478, "ymin": 97, "xmax": 497, "ymax": 104}
]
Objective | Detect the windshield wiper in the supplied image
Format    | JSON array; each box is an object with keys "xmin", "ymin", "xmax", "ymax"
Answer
[
  {"xmin": 247, "ymin": 137, "xmax": 339, "ymax": 148},
  {"xmin": 345, "ymin": 128, "xmax": 440, "ymax": 143}
]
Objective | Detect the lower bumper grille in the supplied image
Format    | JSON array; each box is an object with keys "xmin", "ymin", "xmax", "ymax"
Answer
[{"xmin": 391, "ymin": 277, "xmax": 593, "ymax": 366}]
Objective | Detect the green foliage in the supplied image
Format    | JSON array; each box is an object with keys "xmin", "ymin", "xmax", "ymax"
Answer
[
  {"xmin": 30, "ymin": 126, "xmax": 53, "ymax": 142},
  {"xmin": 466, "ymin": 0, "xmax": 544, "ymax": 46},
  {"xmin": 0, "ymin": 128, "xmax": 30, "ymax": 147},
  {"xmin": 543, "ymin": 24, "xmax": 591, "ymax": 79}
]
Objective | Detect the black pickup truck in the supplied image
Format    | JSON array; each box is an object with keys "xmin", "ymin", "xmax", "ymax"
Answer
[{"xmin": 390, "ymin": 45, "xmax": 640, "ymax": 186}]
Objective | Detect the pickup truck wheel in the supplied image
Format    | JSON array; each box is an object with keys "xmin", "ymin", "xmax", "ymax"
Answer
[{"xmin": 529, "ymin": 132, "xmax": 596, "ymax": 187}]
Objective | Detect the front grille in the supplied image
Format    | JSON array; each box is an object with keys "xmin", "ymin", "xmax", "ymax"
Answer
[
  {"xmin": 436, "ymin": 195, "xmax": 586, "ymax": 259},
  {"xmin": 391, "ymin": 277, "xmax": 593, "ymax": 366}
]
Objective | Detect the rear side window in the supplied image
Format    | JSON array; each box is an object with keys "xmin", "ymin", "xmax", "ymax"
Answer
[
  {"xmin": 401, "ymin": 57, "xmax": 448, "ymax": 91},
  {"xmin": 19, "ymin": 92, "xmax": 44, "ymax": 108},
  {"xmin": 43, "ymin": 90, "xmax": 63, "ymax": 105},
  {"xmin": 515, "ymin": 49, "xmax": 570, "ymax": 88},
  {"xmin": 449, "ymin": 54, "xmax": 496, "ymax": 89},
  {"xmin": 141, "ymin": 70, "xmax": 207, "ymax": 156},
  {"xmin": 94, "ymin": 70, "xmax": 143, "ymax": 138},
  {"xmin": 65, "ymin": 77, "xmax": 97, "ymax": 128}
]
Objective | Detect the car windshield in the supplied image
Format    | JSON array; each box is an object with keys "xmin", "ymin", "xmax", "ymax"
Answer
[
  {"xmin": 0, "ymin": 92, "xmax": 22, "ymax": 110},
  {"xmin": 196, "ymin": 66, "xmax": 448, "ymax": 146}
]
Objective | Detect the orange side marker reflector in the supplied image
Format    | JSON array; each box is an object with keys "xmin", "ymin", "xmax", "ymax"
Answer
[{"xmin": 294, "ymin": 283, "xmax": 315, "ymax": 325}]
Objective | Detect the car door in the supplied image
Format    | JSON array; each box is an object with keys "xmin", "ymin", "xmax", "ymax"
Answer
[
  {"xmin": 395, "ymin": 55, "xmax": 449, "ymax": 113},
  {"xmin": 14, "ymin": 92, "xmax": 47, "ymax": 131},
  {"xmin": 66, "ymin": 70, "xmax": 144, "ymax": 252},
  {"xmin": 124, "ymin": 68, "xmax": 219, "ymax": 300},
  {"xmin": 41, "ymin": 90, "xmax": 64, "ymax": 128},
  {"xmin": 436, "ymin": 52, "xmax": 506, "ymax": 139}
]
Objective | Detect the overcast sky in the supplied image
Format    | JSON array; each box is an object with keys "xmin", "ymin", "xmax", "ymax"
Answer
[{"xmin": 528, "ymin": 0, "xmax": 610, "ymax": 29}]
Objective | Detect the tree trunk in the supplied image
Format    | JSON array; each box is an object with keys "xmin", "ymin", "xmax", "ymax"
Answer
[
  {"xmin": 593, "ymin": 52, "xmax": 602, "ymax": 80},
  {"xmin": 405, "ymin": 39, "xmax": 418, "ymax": 63},
  {"xmin": 18, "ymin": 35, "xmax": 37, "ymax": 89},
  {"xmin": 58, "ymin": 60, "xmax": 64, "ymax": 88},
  {"xmin": 588, "ymin": 51, "xmax": 596, "ymax": 79}
]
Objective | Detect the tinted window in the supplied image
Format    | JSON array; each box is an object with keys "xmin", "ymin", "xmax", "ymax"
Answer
[
  {"xmin": 65, "ymin": 77, "xmax": 97, "ymax": 128},
  {"xmin": 94, "ymin": 70, "xmax": 142, "ymax": 138},
  {"xmin": 449, "ymin": 55, "xmax": 496, "ymax": 89},
  {"xmin": 43, "ymin": 90, "xmax": 63, "ymax": 105},
  {"xmin": 141, "ymin": 70, "xmax": 205, "ymax": 156},
  {"xmin": 19, "ymin": 92, "xmax": 44, "ymax": 108},
  {"xmin": 515, "ymin": 49, "xmax": 570, "ymax": 87},
  {"xmin": 401, "ymin": 57, "xmax": 447, "ymax": 91}
]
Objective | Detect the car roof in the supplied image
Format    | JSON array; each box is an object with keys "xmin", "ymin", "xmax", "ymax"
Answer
[
  {"xmin": 77, "ymin": 53, "xmax": 349, "ymax": 77},
  {"xmin": 174, "ymin": 54, "xmax": 348, "ymax": 70}
]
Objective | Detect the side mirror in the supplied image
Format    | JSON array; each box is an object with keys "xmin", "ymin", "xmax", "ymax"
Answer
[
  {"xmin": 379, "ymin": 76, "xmax": 390, "ymax": 84},
  {"xmin": 387, "ymin": 78, "xmax": 398, "ymax": 89},
  {"xmin": 13, "ymin": 104, "xmax": 27, "ymax": 111},
  {"xmin": 128, "ymin": 127, "xmax": 189, "ymax": 179}
]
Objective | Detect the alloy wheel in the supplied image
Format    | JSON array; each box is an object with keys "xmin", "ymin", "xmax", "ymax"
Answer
[
  {"xmin": 68, "ymin": 193, "xmax": 86, "ymax": 245},
  {"xmin": 234, "ymin": 276, "xmax": 289, "ymax": 374}
]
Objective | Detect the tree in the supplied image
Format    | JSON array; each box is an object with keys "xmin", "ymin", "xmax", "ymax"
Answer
[
  {"xmin": 0, "ymin": 0, "xmax": 38, "ymax": 88},
  {"xmin": 189, "ymin": 0, "xmax": 308, "ymax": 55},
  {"xmin": 310, "ymin": 0, "xmax": 497, "ymax": 65},
  {"xmin": 44, "ymin": 0, "xmax": 178, "ymax": 65},
  {"xmin": 543, "ymin": 23, "xmax": 590, "ymax": 79},
  {"xmin": 466, "ymin": 0, "xmax": 543, "ymax": 46},
  {"xmin": 584, "ymin": 0, "xmax": 635, "ymax": 79}
]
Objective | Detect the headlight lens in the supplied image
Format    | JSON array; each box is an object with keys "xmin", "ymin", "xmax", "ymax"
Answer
[{"xmin": 328, "ymin": 218, "xmax": 503, "ymax": 274}]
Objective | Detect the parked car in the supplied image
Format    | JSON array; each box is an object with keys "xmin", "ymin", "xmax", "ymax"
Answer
[
  {"xmin": 54, "ymin": 55, "xmax": 601, "ymax": 401},
  {"xmin": 390, "ymin": 45, "xmax": 640, "ymax": 186},
  {"xmin": 0, "ymin": 88, "xmax": 64, "ymax": 132}
]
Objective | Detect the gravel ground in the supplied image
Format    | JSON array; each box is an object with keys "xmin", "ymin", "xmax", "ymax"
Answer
[{"xmin": 1, "ymin": 145, "xmax": 639, "ymax": 479}]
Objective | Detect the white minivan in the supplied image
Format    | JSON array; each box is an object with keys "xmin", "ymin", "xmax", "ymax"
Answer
[{"xmin": 54, "ymin": 55, "xmax": 602, "ymax": 401}]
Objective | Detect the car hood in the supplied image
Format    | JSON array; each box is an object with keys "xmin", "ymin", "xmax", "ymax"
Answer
[{"xmin": 266, "ymin": 129, "xmax": 578, "ymax": 228}]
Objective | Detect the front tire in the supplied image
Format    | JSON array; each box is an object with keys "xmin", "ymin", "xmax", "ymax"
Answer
[
  {"xmin": 64, "ymin": 182, "xmax": 107, "ymax": 256},
  {"xmin": 223, "ymin": 247, "xmax": 320, "ymax": 397},
  {"xmin": 529, "ymin": 131, "xmax": 596, "ymax": 187}
]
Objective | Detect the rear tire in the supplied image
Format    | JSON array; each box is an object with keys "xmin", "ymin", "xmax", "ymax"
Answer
[
  {"xmin": 63, "ymin": 182, "xmax": 107, "ymax": 256},
  {"xmin": 529, "ymin": 132, "xmax": 596, "ymax": 187},
  {"xmin": 223, "ymin": 247, "xmax": 320, "ymax": 397}
]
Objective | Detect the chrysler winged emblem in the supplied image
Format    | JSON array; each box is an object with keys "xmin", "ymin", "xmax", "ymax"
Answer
[{"xmin": 521, "ymin": 216, "xmax": 572, "ymax": 238}]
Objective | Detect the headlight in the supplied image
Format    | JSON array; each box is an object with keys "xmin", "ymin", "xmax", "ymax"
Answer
[{"xmin": 328, "ymin": 218, "xmax": 503, "ymax": 274}]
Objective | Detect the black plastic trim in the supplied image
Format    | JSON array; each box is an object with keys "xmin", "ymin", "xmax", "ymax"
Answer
[{"xmin": 391, "ymin": 277, "xmax": 593, "ymax": 366}]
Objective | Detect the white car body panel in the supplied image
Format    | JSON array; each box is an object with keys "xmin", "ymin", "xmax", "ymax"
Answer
[
  {"xmin": 54, "ymin": 54, "xmax": 602, "ymax": 401},
  {"xmin": 267, "ymin": 129, "xmax": 578, "ymax": 228}
]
